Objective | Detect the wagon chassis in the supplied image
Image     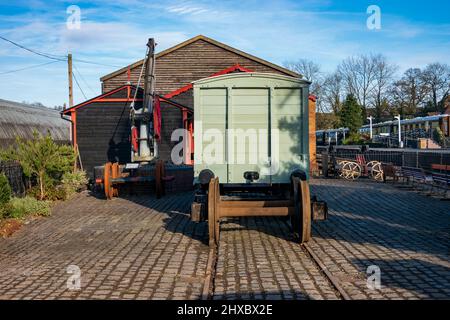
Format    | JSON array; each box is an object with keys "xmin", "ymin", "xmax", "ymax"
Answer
[{"xmin": 200, "ymin": 176, "xmax": 327, "ymax": 247}]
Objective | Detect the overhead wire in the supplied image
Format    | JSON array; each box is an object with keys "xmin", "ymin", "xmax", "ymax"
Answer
[
  {"xmin": 1, "ymin": 35, "xmax": 121, "ymax": 68},
  {"xmin": 0, "ymin": 35, "xmax": 66, "ymax": 61},
  {"xmin": 72, "ymin": 58, "xmax": 121, "ymax": 68},
  {"xmin": 72, "ymin": 71, "xmax": 87, "ymax": 100},
  {"xmin": 73, "ymin": 63, "xmax": 96, "ymax": 95},
  {"xmin": 0, "ymin": 35, "xmax": 122, "ymax": 102},
  {"xmin": 0, "ymin": 60, "xmax": 61, "ymax": 75}
]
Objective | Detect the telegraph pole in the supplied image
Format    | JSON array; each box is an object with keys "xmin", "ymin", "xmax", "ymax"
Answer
[{"xmin": 68, "ymin": 53, "xmax": 74, "ymax": 107}]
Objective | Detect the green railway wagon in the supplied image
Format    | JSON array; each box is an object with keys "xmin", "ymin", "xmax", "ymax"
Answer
[{"xmin": 190, "ymin": 73, "xmax": 327, "ymax": 246}]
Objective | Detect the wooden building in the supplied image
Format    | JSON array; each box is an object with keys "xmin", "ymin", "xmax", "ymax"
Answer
[
  {"xmin": 100, "ymin": 35, "xmax": 299, "ymax": 96},
  {"xmin": 61, "ymin": 85, "xmax": 191, "ymax": 177}
]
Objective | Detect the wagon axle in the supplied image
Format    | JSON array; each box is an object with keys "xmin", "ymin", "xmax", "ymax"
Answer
[
  {"xmin": 96, "ymin": 160, "xmax": 175, "ymax": 199},
  {"xmin": 194, "ymin": 176, "xmax": 327, "ymax": 247}
]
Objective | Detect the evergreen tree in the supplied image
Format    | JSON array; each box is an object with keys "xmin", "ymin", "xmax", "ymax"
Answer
[
  {"xmin": 339, "ymin": 94, "xmax": 363, "ymax": 136},
  {"xmin": 1, "ymin": 132, "xmax": 75, "ymax": 200}
]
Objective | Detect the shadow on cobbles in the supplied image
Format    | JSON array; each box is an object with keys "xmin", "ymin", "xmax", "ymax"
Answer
[
  {"xmin": 310, "ymin": 181, "xmax": 450, "ymax": 260},
  {"xmin": 219, "ymin": 216, "xmax": 295, "ymax": 241},
  {"xmin": 162, "ymin": 210, "xmax": 209, "ymax": 245},
  {"xmin": 122, "ymin": 191, "xmax": 209, "ymax": 246},
  {"xmin": 349, "ymin": 258, "xmax": 450, "ymax": 299}
]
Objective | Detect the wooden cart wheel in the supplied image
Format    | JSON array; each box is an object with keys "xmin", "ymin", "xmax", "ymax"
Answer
[
  {"xmin": 367, "ymin": 161, "xmax": 384, "ymax": 181},
  {"xmin": 111, "ymin": 163, "xmax": 119, "ymax": 197},
  {"xmin": 337, "ymin": 160, "xmax": 349, "ymax": 178},
  {"xmin": 207, "ymin": 178, "xmax": 217, "ymax": 247},
  {"xmin": 104, "ymin": 162, "xmax": 113, "ymax": 200},
  {"xmin": 291, "ymin": 177, "xmax": 311, "ymax": 243},
  {"xmin": 342, "ymin": 161, "xmax": 361, "ymax": 180}
]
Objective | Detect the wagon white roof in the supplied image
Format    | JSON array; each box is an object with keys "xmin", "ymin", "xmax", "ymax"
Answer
[{"xmin": 192, "ymin": 72, "xmax": 311, "ymax": 86}]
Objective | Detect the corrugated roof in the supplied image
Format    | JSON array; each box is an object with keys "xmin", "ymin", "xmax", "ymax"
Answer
[{"xmin": 0, "ymin": 99, "xmax": 70, "ymax": 146}]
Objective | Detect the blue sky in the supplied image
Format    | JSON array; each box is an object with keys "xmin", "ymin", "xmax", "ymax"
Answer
[{"xmin": 0, "ymin": 0, "xmax": 449, "ymax": 107}]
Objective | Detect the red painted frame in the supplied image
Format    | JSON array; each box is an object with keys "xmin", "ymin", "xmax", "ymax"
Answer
[{"xmin": 163, "ymin": 64, "xmax": 253, "ymax": 99}]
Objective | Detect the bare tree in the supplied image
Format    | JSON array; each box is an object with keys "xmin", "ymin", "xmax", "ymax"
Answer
[
  {"xmin": 337, "ymin": 54, "xmax": 378, "ymax": 116},
  {"xmin": 390, "ymin": 68, "xmax": 429, "ymax": 116},
  {"xmin": 421, "ymin": 62, "xmax": 450, "ymax": 112},
  {"xmin": 321, "ymin": 71, "xmax": 344, "ymax": 114},
  {"xmin": 283, "ymin": 59, "xmax": 323, "ymax": 95},
  {"xmin": 372, "ymin": 54, "xmax": 397, "ymax": 120}
]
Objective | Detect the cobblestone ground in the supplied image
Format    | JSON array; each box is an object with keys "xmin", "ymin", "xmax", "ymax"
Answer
[
  {"xmin": 214, "ymin": 179, "xmax": 450, "ymax": 300},
  {"xmin": 214, "ymin": 217, "xmax": 339, "ymax": 300},
  {"xmin": 0, "ymin": 192, "xmax": 209, "ymax": 300},
  {"xmin": 1, "ymin": 179, "xmax": 449, "ymax": 300},
  {"xmin": 308, "ymin": 179, "xmax": 450, "ymax": 300}
]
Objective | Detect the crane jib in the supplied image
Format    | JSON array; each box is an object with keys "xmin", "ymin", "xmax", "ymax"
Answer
[{"xmin": 131, "ymin": 38, "xmax": 158, "ymax": 163}]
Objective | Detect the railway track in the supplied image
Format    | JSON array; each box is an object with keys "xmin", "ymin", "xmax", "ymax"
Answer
[
  {"xmin": 201, "ymin": 220, "xmax": 350, "ymax": 301},
  {"xmin": 302, "ymin": 243, "xmax": 351, "ymax": 300}
]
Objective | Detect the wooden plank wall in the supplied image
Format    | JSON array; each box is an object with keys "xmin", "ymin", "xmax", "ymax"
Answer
[
  {"xmin": 159, "ymin": 101, "xmax": 184, "ymax": 162},
  {"xmin": 102, "ymin": 39, "xmax": 292, "ymax": 94},
  {"xmin": 76, "ymin": 102, "xmax": 131, "ymax": 178}
]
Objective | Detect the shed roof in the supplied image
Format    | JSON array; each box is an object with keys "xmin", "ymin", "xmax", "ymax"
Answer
[
  {"xmin": 0, "ymin": 99, "xmax": 70, "ymax": 145},
  {"xmin": 61, "ymin": 84, "xmax": 192, "ymax": 115},
  {"xmin": 100, "ymin": 35, "xmax": 300, "ymax": 82}
]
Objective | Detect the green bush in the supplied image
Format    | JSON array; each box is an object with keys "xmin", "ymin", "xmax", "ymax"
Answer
[
  {"xmin": 46, "ymin": 185, "xmax": 68, "ymax": 201},
  {"xmin": 62, "ymin": 170, "xmax": 88, "ymax": 196},
  {"xmin": 28, "ymin": 184, "xmax": 67, "ymax": 201},
  {"xmin": 0, "ymin": 173, "xmax": 11, "ymax": 206},
  {"xmin": 2, "ymin": 197, "xmax": 51, "ymax": 219},
  {"xmin": 433, "ymin": 127, "xmax": 445, "ymax": 145},
  {"xmin": 0, "ymin": 131, "xmax": 75, "ymax": 200},
  {"xmin": 342, "ymin": 132, "xmax": 364, "ymax": 145},
  {"xmin": 0, "ymin": 202, "xmax": 12, "ymax": 220}
]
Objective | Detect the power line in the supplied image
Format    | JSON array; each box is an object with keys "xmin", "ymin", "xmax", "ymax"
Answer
[
  {"xmin": 0, "ymin": 60, "xmax": 61, "ymax": 75},
  {"xmin": 72, "ymin": 72, "xmax": 87, "ymax": 100},
  {"xmin": 73, "ymin": 63, "xmax": 96, "ymax": 95},
  {"xmin": 72, "ymin": 58, "xmax": 121, "ymax": 68},
  {"xmin": 1, "ymin": 35, "xmax": 121, "ymax": 68},
  {"xmin": 0, "ymin": 35, "xmax": 66, "ymax": 61}
]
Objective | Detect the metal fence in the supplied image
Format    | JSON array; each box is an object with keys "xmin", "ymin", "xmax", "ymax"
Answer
[
  {"xmin": 0, "ymin": 161, "xmax": 26, "ymax": 196},
  {"xmin": 317, "ymin": 145, "xmax": 450, "ymax": 171}
]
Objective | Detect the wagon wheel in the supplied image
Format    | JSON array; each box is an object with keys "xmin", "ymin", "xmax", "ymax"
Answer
[
  {"xmin": 367, "ymin": 161, "xmax": 384, "ymax": 181},
  {"xmin": 337, "ymin": 160, "xmax": 349, "ymax": 178},
  {"xmin": 207, "ymin": 178, "xmax": 219, "ymax": 247},
  {"xmin": 291, "ymin": 177, "xmax": 311, "ymax": 243},
  {"xmin": 103, "ymin": 162, "xmax": 113, "ymax": 200},
  {"xmin": 111, "ymin": 163, "xmax": 119, "ymax": 197},
  {"xmin": 341, "ymin": 161, "xmax": 361, "ymax": 180}
]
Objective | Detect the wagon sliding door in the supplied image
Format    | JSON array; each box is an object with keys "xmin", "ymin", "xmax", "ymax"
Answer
[{"xmin": 227, "ymin": 88, "xmax": 270, "ymax": 183}]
